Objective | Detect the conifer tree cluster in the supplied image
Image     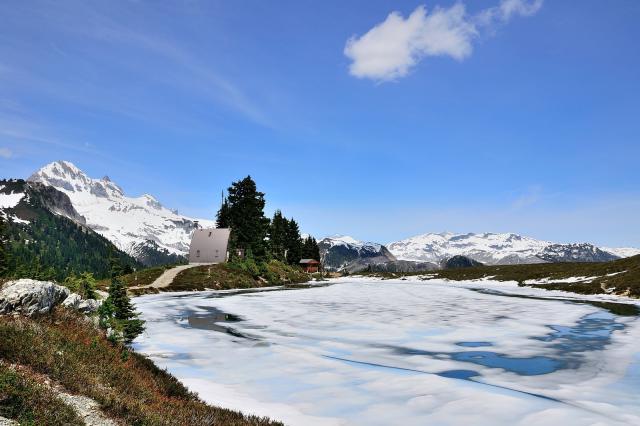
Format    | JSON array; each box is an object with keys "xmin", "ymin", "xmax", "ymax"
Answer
[
  {"xmin": 216, "ymin": 176, "xmax": 321, "ymax": 266},
  {"xmin": 302, "ymin": 235, "xmax": 321, "ymax": 261},
  {"xmin": 0, "ymin": 217, "xmax": 8, "ymax": 277},
  {"xmin": 98, "ymin": 257, "xmax": 145, "ymax": 345},
  {"xmin": 0, "ymin": 190, "xmax": 139, "ymax": 280},
  {"xmin": 269, "ymin": 210, "xmax": 304, "ymax": 264}
]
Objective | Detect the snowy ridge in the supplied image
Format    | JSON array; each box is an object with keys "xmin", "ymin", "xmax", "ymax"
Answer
[
  {"xmin": 387, "ymin": 232, "xmax": 638, "ymax": 265},
  {"xmin": 387, "ymin": 232, "xmax": 549, "ymax": 265},
  {"xmin": 602, "ymin": 247, "xmax": 640, "ymax": 259},
  {"xmin": 318, "ymin": 235, "xmax": 395, "ymax": 272},
  {"xmin": 28, "ymin": 161, "xmax": 215, "ymax": 258},
  {"xmin": 323, "ymin": 234, "xmax": 382, "ymax": 252}
]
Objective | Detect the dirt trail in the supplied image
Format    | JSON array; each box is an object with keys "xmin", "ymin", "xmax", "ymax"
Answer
[{"xmin": 130, "ymin": 263, "xmax": 212, "ymax": 290}]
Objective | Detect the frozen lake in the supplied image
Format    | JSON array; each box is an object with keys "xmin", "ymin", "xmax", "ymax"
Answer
[{"xmin": 133, "ymin": 278, "xmax": 640, "ymax": 425}]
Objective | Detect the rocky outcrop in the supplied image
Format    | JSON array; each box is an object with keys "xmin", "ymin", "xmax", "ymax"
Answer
[
  {"xmin": 61, "ymin": 293, "xmax": 102, "ymax": 314},
  {"xmin": 536, "ymin": 243, "xmax": 619, "ymax": 263},
  {"xmin": 0, "ymin": 416, "xmax": 19, "ymax": 425},
  {"xmin": 441, "ymin": 255, "xmax": 483, "ymax": 269},
  {"xmin": 0, "ymin": 279, "xmax": 101, "ymax": 316},
  {"xmin": 0, "ymin": 279, "xmax": 70, "ymax": 316},
  {"xmin": 319, "ymin": 235, "xmax": 397, "ymax": 272}
]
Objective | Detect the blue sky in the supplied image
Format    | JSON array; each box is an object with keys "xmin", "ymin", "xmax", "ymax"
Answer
[{"xmin": 1, "ymin": 0, "xmax": 639, "ymax": 246}]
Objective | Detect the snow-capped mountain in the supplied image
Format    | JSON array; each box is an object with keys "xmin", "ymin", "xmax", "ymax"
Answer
[
  {"xmin": 318, "ymin": 235, "xmax": 396, "ymax": 272},
  {"xmin": 28, "ymin": 161, "xmax": 215, "ymax": 263},
  {"xmin": 601, "ymin": 247, "xmax": 640, "ymax": 259},
  {"xmin": 318, "ymin": 235, "xmax": 439, "ymax": 273},
  {"xmin": 387, "ymin": 232, "xmax": 634, "ymax": 265},
  {"xmin": 537, "ymin": 243, "xmax": 618, "ymax": 263}
]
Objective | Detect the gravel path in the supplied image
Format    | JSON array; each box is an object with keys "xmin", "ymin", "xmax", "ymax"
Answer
[
  {"xmin": 130, "ymin": 263, "xmax": 212, "ymax": 290},
  {"xmin": 56, "ymin": 391, "xmax": 117, "ymax": 426}
]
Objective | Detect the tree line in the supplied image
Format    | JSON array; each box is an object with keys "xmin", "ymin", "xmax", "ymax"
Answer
[
  {"xmin": 215, "ymin": 176, "xmax": 320, "ymax": 265},
  {"xmin": 0, "ymin": 203, "xmax": 138, "ymax": 281}
]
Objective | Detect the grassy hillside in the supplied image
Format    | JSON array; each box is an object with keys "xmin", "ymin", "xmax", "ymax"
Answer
[
  {"xmin": 96, "ymin": 265, "xmax": 173, "ymax": 291},
  {"xmin": 0, "ymin": 363, "xmax": 83, "ymax": 425},
  {"xmin": 128, "ymin": 260, "xmax": 310, "ymax": 296},
  {"xmin": 396, "ymin": 255, "xmax": 640, "ymax": 297},
  {"xmin": 0, "ymin": 308, "xmax": 281, "ymax": 426}
]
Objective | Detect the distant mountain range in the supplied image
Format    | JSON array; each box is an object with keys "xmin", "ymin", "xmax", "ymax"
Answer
[
  {"xmin": 3, "ymin": 160, "xmax": 639, "ymax": 273},
  {"xmin": 320, "ymin": 232, "xmax": 640, "ymax": 272}
]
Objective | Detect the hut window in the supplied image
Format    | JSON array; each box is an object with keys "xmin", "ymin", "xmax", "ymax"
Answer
[{"xmin": 196, "ymin": 249, "xmax": 200, "ymax": 258}]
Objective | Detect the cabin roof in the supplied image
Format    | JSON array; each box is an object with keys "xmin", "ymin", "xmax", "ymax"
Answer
[{"xmin": 299, "ymin": 259, "xmax": 319, "ymax": 264}]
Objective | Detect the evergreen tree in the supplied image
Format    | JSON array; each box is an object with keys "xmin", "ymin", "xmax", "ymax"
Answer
[
  {"xmin": 301, "ymin": 236, "xmax": 321, "ymax": 261},
  {"xmin": 0, "ymin": 217, "xmax": 7, "ymax": 277},
  {"xmin": 268, "ymin": 210, "xmax": 288, "ymax": 261},
  {"xmin": 77, "ymin": 272, "xmax": 98, "ymax": 300},
  {"xmin": 64, "ymin": 272, "xmax": 97, "ymax": 299},
  {"xmin": 218, "ymin": 176, "xmax": 269, "ymax": 260},
  {"xmin": 216, "ymin": 197, "xmax": 231, "ymax": 228},
  {"xmin": 285, "ymin": 218, "xmax": 303, "ymax": 265},
  {"xmin": 99, "ymin": 263, "xmax": 145, "ymax": 344}
]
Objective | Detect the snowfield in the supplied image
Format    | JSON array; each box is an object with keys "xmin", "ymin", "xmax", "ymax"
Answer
[
  {"xmin": 0, "ymin": 191, "xmax": 25, "ymax": 209},
  {"xmin": 134, "ymin": 278, "xmax": 640, "ymax": 426}
]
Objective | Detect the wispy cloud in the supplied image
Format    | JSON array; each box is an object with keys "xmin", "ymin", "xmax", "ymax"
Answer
[
  {"xmin": 0, "ymin": 147, "xmax": 13, "ymax": 159},
  {"xmin": 510, "ymin": 184, "xmax": 543, "ymax": 210},
  {"xmin": 1, "ymin": 1, "xmax": 274, "ymax": 129},
  {"xmin": 344, "ymin": 0, "xmax": 543, "ymax": 82},
  {"xmin": 0, "ymin": 110, "xmax": 137, "ymax": 168},
  {"xmin": 78, "ymin": 21, "xmax": 273, "ymax": 128}
]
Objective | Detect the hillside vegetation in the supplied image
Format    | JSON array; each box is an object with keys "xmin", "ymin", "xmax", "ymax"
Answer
[
  {"xmin": 96, "ymin": 265, "xmax": 173, "ymax": 291},
  {"xmin": 0, "ymin": 308, "xmax": 281, "ymax": 426},
  {"xmin": 1, "ymin": 179, "xmax": 139, "ymax": 281},
  {"xmin": 130, "ymin": 260, "xmax": 309, "ymax": 296},
  {"xmin": 415, "ymin": 255, "xmax": 640, "ymax": 297}
]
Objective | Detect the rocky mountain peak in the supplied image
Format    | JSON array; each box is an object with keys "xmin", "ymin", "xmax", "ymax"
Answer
[{"xmin": 25, "ymin": 161, "xmax": 216, "ymax": 264}]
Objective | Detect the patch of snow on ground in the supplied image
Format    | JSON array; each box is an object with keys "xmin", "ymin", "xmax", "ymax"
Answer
[
  {"xmin": 134, "ymin": 278, "xmax": 640, "ymax": 426},
  {"xmin": 7, "ymin": 215, "xmax": 29, "ymax": 224},
  {"xmin": 0, "ymin": 192, "xmax": 24, "ymax": 209},
  {"xmin": 523, "ymin": 276, "xmax": 601, "ymax": 285}
]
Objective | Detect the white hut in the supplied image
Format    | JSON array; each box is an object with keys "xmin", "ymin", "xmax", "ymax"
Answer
[{"xmin": 188, "ymin": 228, "xmax": 231, "ymax": 264}]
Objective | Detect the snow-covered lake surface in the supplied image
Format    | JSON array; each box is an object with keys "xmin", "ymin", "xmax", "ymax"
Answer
[{"xmin": 133, "ymin": 278, "xmax": 640, "ymax": 425}]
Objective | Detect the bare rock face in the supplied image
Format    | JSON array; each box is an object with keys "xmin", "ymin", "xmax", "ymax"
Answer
[
  {"xmin": 62, "ymin": 293, "xmax": 102, "ymax": 314},
  {"xmin": 0, "ymin": 416, "xmax": 19, "ymax": 425},
  {"xmin": 0, "ymin": 279, "xmax": 102, "ymax": 316},
  {"xmin": 0, "ymin": 279, "xmax": 70, "ymax": 316}
]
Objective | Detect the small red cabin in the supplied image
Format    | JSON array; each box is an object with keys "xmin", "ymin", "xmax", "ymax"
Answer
[{"xmin": 299, "ymin": 259, "xmax": 320, "ymax": 273}]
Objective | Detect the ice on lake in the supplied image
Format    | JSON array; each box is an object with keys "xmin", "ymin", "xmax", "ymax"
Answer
[{"xmin": 133, "ymin": 278, "xmax": 640, "ymax": 425}]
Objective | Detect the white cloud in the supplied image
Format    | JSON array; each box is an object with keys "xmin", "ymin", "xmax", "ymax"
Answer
[
  {"xmin": 511, "ymin": 185, "xmax": 543, "ymax": 210},
  {"xmin": 499, "ymin": 0, "xmax": 544, "ymax": 20},
  {"xmin": 0, "ymin": 147, "xmax": 13, "ymax": 159},
  {"xmin": 344, "ymin": 0, "xmax": 543, "ymax": 82}
]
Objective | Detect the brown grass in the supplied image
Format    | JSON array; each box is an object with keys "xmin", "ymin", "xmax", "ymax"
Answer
[
  {"xmin": 96, "ymin": 266, "xmax": 170, "ymax": 291},
  {"xmin": 0, "ymin": 363, "xmax": 83, "ymax": 425},
  {"xmin": 0, "ymin": 309, "xmax": 282, "ymax": 426},
  {"xmin": 364, "ymin": 255, "xmax": 640, "ymax": 298},
  {"xmin": 130, "ymin": 261, "xmax": 309, "ymax": 296}
]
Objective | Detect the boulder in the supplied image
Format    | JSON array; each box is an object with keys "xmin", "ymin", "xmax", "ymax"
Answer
[
  {"xmin": 0, "ymin": 416, "xmax": 19, "ymax": 426},
  {"xmin": 62, "ymin": 293, "xmax": 102, "ymax": 314},
  {"xmin": 0, "ymin": 279, "xmax": 70, "ymax": 316}
]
